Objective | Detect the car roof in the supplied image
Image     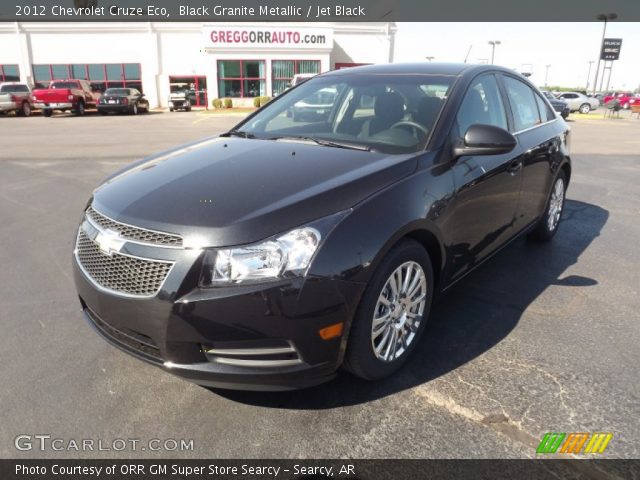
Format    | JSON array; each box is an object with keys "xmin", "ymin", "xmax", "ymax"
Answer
[{"xmin": 321, "ymin": 62, "xmax": 517, "ymax": 79}]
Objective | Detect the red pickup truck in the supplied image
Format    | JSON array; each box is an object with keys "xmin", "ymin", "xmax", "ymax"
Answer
[
  {"xmin": 32, "ymin": 79, "xmax": 99, "ymax": 117},
  {"xmin": 603, "ymin": 92, "xmax": 639, "ymax": 110}
]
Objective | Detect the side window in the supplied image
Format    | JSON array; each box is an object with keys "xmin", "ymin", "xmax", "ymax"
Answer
[
  {"xmin": 503, "ymin": 76, "xmax": 542, "ymax": 131},
  {"xmin": 456, "ymin": 74, "xmax": 507, "ymax": 135},
  {"xmin": 534, "ymin": 93, "xmax": 555, "ymax": 122}
]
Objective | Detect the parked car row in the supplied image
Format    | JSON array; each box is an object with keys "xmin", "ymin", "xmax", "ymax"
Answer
[{"xmin": 0, "ymin": 79, "xmax": 150, "ymax": 117}]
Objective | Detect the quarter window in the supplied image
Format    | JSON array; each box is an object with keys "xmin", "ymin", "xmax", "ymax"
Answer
[
  {"xmin": 534, "ymin": 93, "xmax": 555, "ymax": 122},
  {"xmin": 456, "ymin": 74, "xmax": 508, "ymax": 135},
  {"xmin": 503, "ymin": 76, "xmax": 542, "ymax": 131}
]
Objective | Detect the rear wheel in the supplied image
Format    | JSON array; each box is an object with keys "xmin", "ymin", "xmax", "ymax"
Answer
[
  {"xmin": 132, "ymin": 103, "xmax": 138, "ymax": 115},
  {"xmin": 578, "ymin": 103, "xmax": 591, "ymax": 114},
  {"xmin": 19, "ymin": 102, "xmax": 31, "ymax": 117},
  {"xmin": 344, "ymin": 240, "xmax": 434, "ymax": 380},
  {"xmin": 528, "ymin": 171, "xmax": 567, "ymax": 242}
]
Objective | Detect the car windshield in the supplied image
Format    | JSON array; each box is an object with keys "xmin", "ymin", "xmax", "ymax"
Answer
[
  {"xmin": 105, "ymin": 88, "xmax": 130, "ymax": 96},
  {"xmin": 236, "ymin": 73, "xmax": 455, "ymax": 154},
  {"xmin": 50, "ymin": 82, "xmax": 79, "ymax": 89}
]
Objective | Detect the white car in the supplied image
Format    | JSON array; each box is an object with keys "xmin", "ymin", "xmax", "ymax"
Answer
[
  {"xmin": 555, "ymin": 92, "xmax": 600, "ymax": 114},
  {"xmin": 0, "ymin": 82, "xmax": 34, "ymax": 116}
]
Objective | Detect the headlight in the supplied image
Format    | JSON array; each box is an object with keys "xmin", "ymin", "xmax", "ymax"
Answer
[{"xmin": 200, "ymin": 227, "xmax": 321, "ymax": 286}]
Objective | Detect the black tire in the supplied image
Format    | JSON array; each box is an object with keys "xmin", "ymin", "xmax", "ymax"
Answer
[
  {"xmin": 343, "ymin": 239, "xmax": 434, "ymax": 380},
  {"xmin": 43, "ymin": 109, "xmax": 53, "ymax": 117},
  {"xmin": 98, "ymin": 110, "xmax": 108, "ymax": 115},
  {"xmin": 169, "ymin": 107, "xmax": 174, "ymax": 112},
  {"xmin": 528, "ymin": 171, "xmax": 567, "ymax": 242},
  {"xmin": 578, "ymin": 103, "xmax": 591, "ymax": 114},
  {"xmin": 131, "ymin": 103, "xmax": 138, "ymax": 115},
  {"xmin": 75, "ymin": 101, "xmax": 85, "ymax": 116},
  {"xmin": 18, "ymin": 102, "xmax": 31, "ymax": 117}
]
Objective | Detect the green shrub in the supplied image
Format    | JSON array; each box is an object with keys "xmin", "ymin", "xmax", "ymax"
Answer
[
  {"xmin": 259, "ymin": 96, "xmax": 272, "ymax": 107},
  {"xmin": 212, "ymin": 98, "xmax": 222, "ymax": 109},
  {"xmin": 223, "ymin": 98, "xmax": 233, "ymax": 109},
  {"xmin": 253, "ymin": 97, "xmax": 261, "ymax": 108}
]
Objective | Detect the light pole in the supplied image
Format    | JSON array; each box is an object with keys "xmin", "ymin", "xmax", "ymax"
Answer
[
  {"xmin": 488, "ymin": 40, "xmax": 501, "ymax": 64},
  {"xmin": 586, "ymin": 60, "xmax": 595, "ymax": 90},
  {"xmin": 425, "ymin": 56, "xmax": 435, "ymax": 62},
  {"xmin": 592, "ymin": 13, "xmax": 617, "ymax": 95},
  {"xmin": 544, "ymin": 65, "xmax": 551, "ymax": 88}
]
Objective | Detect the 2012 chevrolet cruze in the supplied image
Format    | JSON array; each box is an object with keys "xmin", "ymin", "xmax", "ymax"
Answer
[{"xmin": 73, "ymin": 63, "xmax": 571, "ymax": 390}]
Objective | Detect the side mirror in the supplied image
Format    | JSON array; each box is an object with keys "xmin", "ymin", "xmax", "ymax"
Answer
[{"xmin": 453, "ymin": 124, "xmax": 517, "ymax": 159}]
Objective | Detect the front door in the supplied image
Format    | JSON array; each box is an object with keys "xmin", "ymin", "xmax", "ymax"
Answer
[{"xmin": 448, "ymin": 73, "xmax": 523, "ymax": 280}]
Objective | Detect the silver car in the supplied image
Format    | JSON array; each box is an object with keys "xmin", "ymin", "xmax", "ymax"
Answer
[{"xmin": 555, "ymin": 92, "xmax": 599, "ymax": 114}]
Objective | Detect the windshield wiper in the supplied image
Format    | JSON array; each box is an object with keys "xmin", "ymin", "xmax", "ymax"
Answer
[
  {"xmin": 220, "ymin": 130, "xmax": 256, "ymax": 139},
  {"xmin": 270, "ymin": 135, "xmax": 372, "ymax": 152}
]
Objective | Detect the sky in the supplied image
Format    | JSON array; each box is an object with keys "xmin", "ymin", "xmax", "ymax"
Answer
[{"xmin": 393, "ymin": 22, "xmax": 640, "ymax": 91}]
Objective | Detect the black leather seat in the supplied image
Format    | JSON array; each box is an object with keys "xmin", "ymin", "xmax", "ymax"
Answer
[{"xmin": 360, "ymin": 92, "xmax": 405, "ymax": 137}]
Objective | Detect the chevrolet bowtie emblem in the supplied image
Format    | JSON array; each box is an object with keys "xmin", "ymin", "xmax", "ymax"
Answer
[{"xmin": 95, "ymin": 229, "xmax": 126, "ymax": 255}]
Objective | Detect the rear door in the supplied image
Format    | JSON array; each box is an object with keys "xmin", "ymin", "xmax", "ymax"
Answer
[
  {"xmin": 500, "ymin": 75, "xmax": 558, "ymax": 229},
  {"xmin": 448, "ymin": 73, "xmax": 523, "ymax": 280}
]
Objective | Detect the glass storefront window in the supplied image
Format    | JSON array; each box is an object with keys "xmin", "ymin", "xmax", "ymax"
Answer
[
  {"xmin": 123, "ymin": 64, "xmax": 141, "ymax": 80},
  {"xmin": 51, "ymin": 64, "xmax": 70, "ymax": 80},
  {"xmin": 1, "ymin": 65, "xmax": 20, "ymax": 82},
  {"xmin": 169, "ymin": 75, "xmax": 207, "ymax": 107},
  {"xmin": 217, "ymin": 60, "xmax": 265, "ymax": 98},
  {"xmin": 32, "ymin": 63, "xmax": 142, "ymax": 92},
  {"xmin": 271, "ymin": 60, "xmax": 320, "ymax": 96},
  {"xmin": 106, "ymin": 64, "xmax": 123, "ymax": 81}
]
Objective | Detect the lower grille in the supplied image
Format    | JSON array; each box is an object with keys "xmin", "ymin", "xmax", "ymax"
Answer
[
  {"xmin": 84, "ymin": 306, "xmax": 163, "ymax": 363},
  {"xmin": 75, "ymin": 229, "xmax": 173, "ymax": 298}
]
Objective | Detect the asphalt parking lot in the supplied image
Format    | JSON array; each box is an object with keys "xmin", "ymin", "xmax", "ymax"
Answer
[{"xmin": 0, "ymin": 109, "xmax": 638, "ymax": 463}]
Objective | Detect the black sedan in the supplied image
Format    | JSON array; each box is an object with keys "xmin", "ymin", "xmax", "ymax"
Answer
[
  {"xmin": 73, "ymin": 63, "xmax": 571, "ymax": 390},
  {"xmin": 97, "ymin": 88, "xmax": 149, "ymax": 115},
  {"xmin": 541, "ymin": 90, "xmax": 570, "ymax": 119}
]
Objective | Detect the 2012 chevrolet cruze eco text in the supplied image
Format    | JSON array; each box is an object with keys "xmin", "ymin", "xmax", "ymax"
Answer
[{"xmin": 73, "ymin": 63, "xmax": 571, "ymax": 390}]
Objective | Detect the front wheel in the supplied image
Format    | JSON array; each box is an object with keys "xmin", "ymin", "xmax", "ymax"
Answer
[
  {"xmin": 75, "ymin": 101, "xmax": 85, "ymax": 116},
  {"xmin": 528, "ymin": 171, "xmax": 567, "ymax": 242},
  {"xmin": 344, "ymin": 240, "xmax": 434, "ymax": 380},
  {"xmin": 578, "ymin": 103, "xmax": 591, "ymax": 114},
  {"xmin": 131, "ymin": 103, "xmax": 138, "ymax": 115}
]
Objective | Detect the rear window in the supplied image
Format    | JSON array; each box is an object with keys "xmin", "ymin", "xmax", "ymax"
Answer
[
  {"xmin": 104, "ymin": 88, "xmax": 130, "ymax": 96},
  {"xmin": 0, "ymin": 84, "xmax": 29, "ymax": 93},
  {"xmin": 50, "ymin": 82, "xmax": 79, "ymax": 89}
]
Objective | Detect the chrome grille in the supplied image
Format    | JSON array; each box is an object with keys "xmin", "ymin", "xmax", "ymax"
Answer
[
  {"xmin": 86, "ymin": 206, "xmax": 183, "ymax": 247},
  {"xmin": 75, "ymin": 229, "xmax": 173, "ymax": 297}
]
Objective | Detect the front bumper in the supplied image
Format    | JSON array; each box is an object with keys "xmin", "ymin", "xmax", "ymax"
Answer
[
  {"xmin": 35, "ymin": 102, "xmax": 73, "ymax": 110},
  {"xmin": 73, "ymin": 250, "xmax": 365, "ymax": 390}
]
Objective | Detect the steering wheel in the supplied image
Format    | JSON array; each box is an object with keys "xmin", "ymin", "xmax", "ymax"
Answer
[{"xmin": 390, "ymin": 121, "xmax": 429, "ymax": 136}]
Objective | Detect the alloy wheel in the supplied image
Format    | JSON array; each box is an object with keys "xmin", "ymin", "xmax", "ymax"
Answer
[
  {"xmin": 547, "ymin": 177, "xmax": 565, "ymax": 232},
  {"xmin": 371, "ymin": 261, "xmax": 427, "ymax": 362}
]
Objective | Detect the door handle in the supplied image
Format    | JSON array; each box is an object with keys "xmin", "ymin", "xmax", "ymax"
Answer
[{"xmin": 507, "ymin": 160, "xmax": 522, "ymax": 175}]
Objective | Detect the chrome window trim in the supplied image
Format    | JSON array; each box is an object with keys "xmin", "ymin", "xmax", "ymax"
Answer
[
  {"xmin": 512, "ymin": 117, "xmax": 558, "ymax": 136},
  {"xmin": 74, "ymin": 228, "xmax": 175, "ymax": 300},
  {"xmin": 87, "ymin": 204, "xmax": 184, "ymax": 250}
]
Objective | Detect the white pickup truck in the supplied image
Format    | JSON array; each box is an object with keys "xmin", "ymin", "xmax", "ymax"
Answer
[{"xmin": 0, "ymin": 82, "xmax": 34, "ymax": 116}]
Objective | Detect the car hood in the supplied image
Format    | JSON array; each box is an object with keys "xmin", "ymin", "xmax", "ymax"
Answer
[{"xmin": 92, "ymin": 137, "xmax": 417, "ymax": 247}]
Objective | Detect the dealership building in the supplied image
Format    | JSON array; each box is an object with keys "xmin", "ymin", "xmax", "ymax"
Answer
[{"xmin": 0, "ymin": 22, "xmax": 396, "ymax": 108}]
